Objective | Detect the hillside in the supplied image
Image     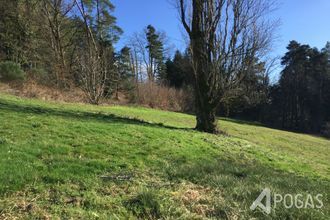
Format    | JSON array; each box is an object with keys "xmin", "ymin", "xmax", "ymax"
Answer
[{"xmin": 0, "ymin": 94, "xmax": 329, "ymax": 219}]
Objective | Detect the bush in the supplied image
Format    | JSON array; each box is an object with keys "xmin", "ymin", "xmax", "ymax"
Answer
[
  {"xmin": 28, "ymin": 67, "xmax": 49, "ymax": 83},
  {"xmin": 0, "ymin": 61, "xmax": 25, "ymax": 82},
  {"xmin": 132, "ymin": 82, "xmax": 194, "ymax": 112}
]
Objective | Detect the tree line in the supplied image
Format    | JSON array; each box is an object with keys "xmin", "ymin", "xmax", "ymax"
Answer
[
  {"xmin": 1, "ymin": 0, "xmax": 329, "ymax": 136},
  {"xmin": 0, "ymin": 0, "xmax": 170, "ymax": 103},
  {"xmin": 165, "ymin": 41, "xmax": 330, "ymax": 136},
  {"xmin": 267, "ymin": 41, "xmax": 330, "ymax": 135}
]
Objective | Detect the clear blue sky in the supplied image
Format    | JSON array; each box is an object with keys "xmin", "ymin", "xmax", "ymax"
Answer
[
  {"xmin": 112, "ymin": 0, "xmax": 330, "ymax": 78},
  {"xmin": 112, "ymin": 0, "xmax": 185, "ymax": 50}
]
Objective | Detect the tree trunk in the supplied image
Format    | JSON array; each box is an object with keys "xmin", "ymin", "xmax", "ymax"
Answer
[
  {"xmin": 194, "ymin": 80, "xmax": 218, "ymax": 133},
  {"xmin": 190, "ymin": 0, "xmax": 218, "ymax": 134},
  {"xmin": 195, "ymin": 101, "xmax": 218, "ymax": 133}
]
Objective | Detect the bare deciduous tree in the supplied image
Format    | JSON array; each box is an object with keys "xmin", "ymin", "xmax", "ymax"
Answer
[
  {"xmin": 128, "ymin": 28, "xmax": 171, "ymax": 82},
  {"xmin": 178, "ymin": 0, "xmax": 278, "ymax": 133},
  {"xmin": 74, "ymin": 0, "xmax": 113, "ymax": 104},
  {"xmin": 41, "ymin": 0, "xmax": 75, "ymax": 87}
]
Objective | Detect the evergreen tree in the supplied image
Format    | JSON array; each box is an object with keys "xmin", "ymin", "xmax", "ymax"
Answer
[
  {"xmin": 113, "ymin": 46, "xmax": 135, "ymax": 98},
  {"xmin": 165, "ymin": 50, "xmax": 193, "ymax": 88},
  {"xmin": 145, "ymin": 25, "xmax": 165, "ymax": 82},
  {"xmin": 269, "ymin": 41, "xmax": 330, "ymax": 133}
]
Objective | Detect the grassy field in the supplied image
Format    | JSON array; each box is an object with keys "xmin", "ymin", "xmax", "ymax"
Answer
[{"xmin": 0, "ymin": 94, "xmax": 329, "ymax": 219}]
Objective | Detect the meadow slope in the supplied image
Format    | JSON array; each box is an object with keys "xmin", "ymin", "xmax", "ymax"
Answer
[{"xmin": 0, "ymin": 94, "xmax": 329, "ymax": 219}]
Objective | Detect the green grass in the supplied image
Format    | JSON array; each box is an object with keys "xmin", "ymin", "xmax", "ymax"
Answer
[{"xmin": 0, "ymin": 94, "xmax": 329, "ymax": 219}]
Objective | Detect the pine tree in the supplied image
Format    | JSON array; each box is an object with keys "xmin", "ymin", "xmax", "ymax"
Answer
[{"xmin": 145, "ymin": 25, "xmax": 165, "ymax": 82}]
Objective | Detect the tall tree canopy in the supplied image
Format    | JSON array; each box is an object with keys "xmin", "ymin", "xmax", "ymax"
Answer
[
  {"xmin": 165, "ymin": 50, "xmax": 193, "ymax": 88},
  {"xmin": 129, "ymin": 25, "xmax": 167, "ymax": 83},
  {"xmin": 73, "ymin": 0, "xmax": 122, "ymax": 104},
  {"xmin": 268, "ymin": 41, "xmax": 330, "ymax": 133},
  {"xmin": 146, "ymin": 25, "xmax": 166, "ymax": 81}
]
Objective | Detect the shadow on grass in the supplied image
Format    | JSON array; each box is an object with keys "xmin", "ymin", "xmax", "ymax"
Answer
[
  {"xmin": 219, "ymin": 117, "xmax": 265, "ymax": 127},
  {"xmin": 164, "ymin": 157, "xmax": 330, "ymax": 219},
  {"xmin": 0, "ymin": 100, "xmax": 192, "ymax": 131}
]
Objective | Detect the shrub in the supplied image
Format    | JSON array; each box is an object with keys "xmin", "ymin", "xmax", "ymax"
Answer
[
  {"xmin": 132, "ymin": 82, "xmax": 194, "ymax": 112},
  {"xmin": 0, "ymin": 61, "xmax": 25, "ymax": 82},
  {"xmin": 28, "ymin": 67, "xmax": 48, "ymax": 83}
]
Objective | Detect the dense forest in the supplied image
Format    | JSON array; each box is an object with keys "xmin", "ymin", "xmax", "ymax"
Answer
[{"xmin": 0, "ymin": 0, "xmax": 329, "ymax": 136}]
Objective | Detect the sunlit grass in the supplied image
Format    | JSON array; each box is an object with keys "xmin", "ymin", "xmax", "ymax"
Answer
[{"xmin": 0, "ymin": 94, "xmax": 329, "ymax": 219}]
